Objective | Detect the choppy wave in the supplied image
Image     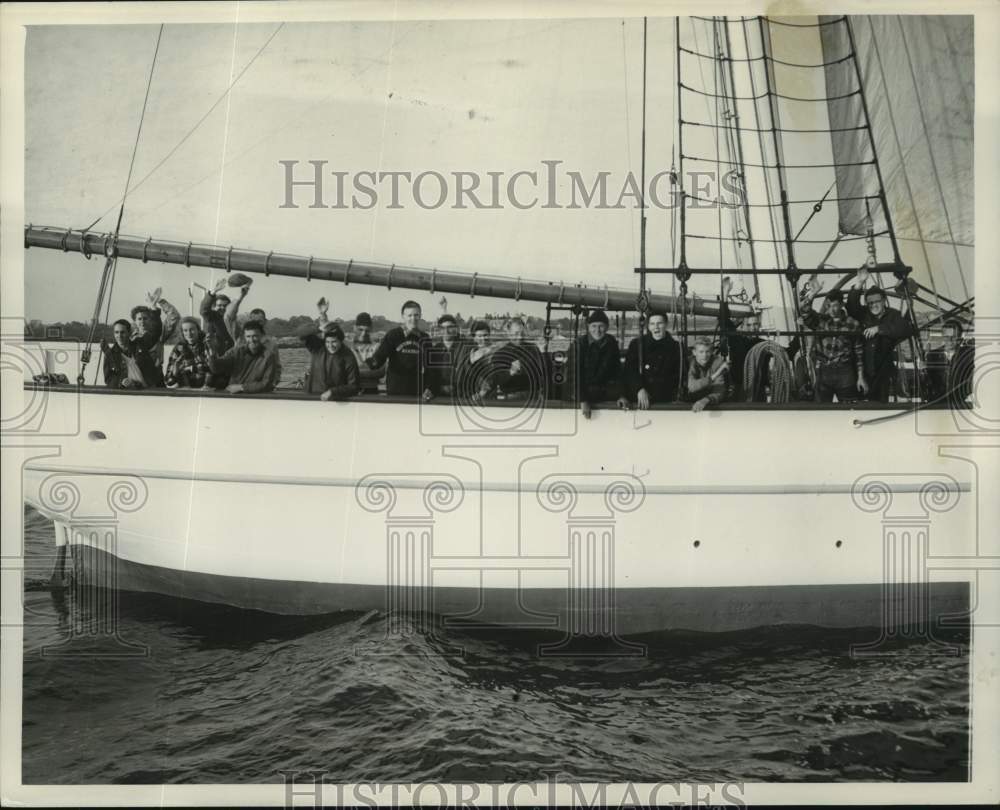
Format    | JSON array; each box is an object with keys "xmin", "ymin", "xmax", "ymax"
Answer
[{"xmin": 20, "ymin": 506, "xmax": 968, "ymax": 784}]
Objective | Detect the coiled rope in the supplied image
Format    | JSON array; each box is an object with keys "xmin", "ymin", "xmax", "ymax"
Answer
[{"xmin": 743, "ymin": 340, "xmax": 793, "ymax": 403}]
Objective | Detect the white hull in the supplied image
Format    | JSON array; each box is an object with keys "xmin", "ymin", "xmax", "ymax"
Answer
[{"xmin": 13, "ymin": 373, "xmax": 976, "ymax": 634}]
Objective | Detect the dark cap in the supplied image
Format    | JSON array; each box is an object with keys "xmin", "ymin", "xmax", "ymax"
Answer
[
  {"xmin": 437, "ymin": 314, "xmax": 457, "ymax": 327},
  {"xmin": 323, "ymin": 323, "xmax": 345, "ymax": 340},
  {"xmin": 826, "ymin": 290, "xmax": 844, "ymax": 303},
  {"xmin": 355, "ymin": 312, "xmax": 373, "ymax": 327},
  {"xmin": 586, "ymin": 309, "xmax": 609, "ymax": 326}
]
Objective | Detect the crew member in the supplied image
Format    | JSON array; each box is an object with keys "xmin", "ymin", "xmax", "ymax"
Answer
[
  {"xmin": 491, "ymin": 317, "xmax": 544, "ymax": 401},
  {"xmin": 299, "ymin": 321, "xmax": 360, "ymax": 400},
  {"xmin": 687, "ymin": 337, "xmax": 731, "ymax": 412},
  {"xmin": 207, "ymin": 320, "xmax": 279, "ymax": 394},
  {"xmin": 424, "ymin": 314, "xmax": 467, "ymax": 400},
  {"xmin": 563, "ymin": 309, "xmax": 622, "ymax": 419},
  {"xmin": 346, "ymin": 310, "xmax": 382, "ymax": 395},
  {"xmin": 806, "ymin": 290, "xmax": 864, "ymax": 403},
  {"xmin": 366, "ymin": 300, "xmax": 430, "ymax": 397},
  {"xmin": 623, "ymin": 312, "xmax": 683, "ymax": 409},
  {"xmin": 845, "ymin": 267, "xmax": 915, "ymax": 403},
  {"xmin": 102, "ymin": 319, "xmax": 164, "ymax": 389}
]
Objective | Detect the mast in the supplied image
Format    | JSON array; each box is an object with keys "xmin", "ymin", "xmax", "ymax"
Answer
[
  {"xmin": 24, "ymin": 226, "xmax": 753, "ymax": 319},
  {"xmin": 721, "ymin": 17, "xmax": 760, "ymax": 301}
]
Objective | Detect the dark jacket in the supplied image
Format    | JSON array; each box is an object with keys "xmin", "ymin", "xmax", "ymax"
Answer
[
  {"xmin": 718, "ymin": 299, "xmax": 761, "ymax": 395},
  {"xmin": 102, "ymin": 341, "xmax": 163, "ymax": 389},
  {"xmin": 624, "ymin": 332, "xmax": 684, "ymax": 404},
  {"xmin": 302, "ymin": 333, "xmax": 360, "ymax": 398},
  {"xmin": 200, "ymin": 290, "xmax": 236, "ymax": 357},
  {"xmin": 563, "ymin": 333, "xmax": 622, "ymax": 404},
  {"xmin": 687, "ymin": 354, "xmax": 731, "ymax": 405},
  {"xmin": 846, "ymin": 288, "xmax": 915, "ymax": 382},
  {"xmin": 924, "ymin": 342, "xmax": 974, "ymax": 405},
  {"xmin": 491, "ymin": 341, "xmax": 545, "ymax": 398},
  {"xmin": 208, "ymin": 344, "xmax": 278, "ymax": 393},
  {"xmin": 426, "ymin": 338, "xmax": 469, "ymax": 397},
  {"xmin": 455, "ymin": 345, "xmax": 497, "ymax": 401},
  {"xmin": 367, "ymin": 326, "xmax": 431, "ymax": 396}
]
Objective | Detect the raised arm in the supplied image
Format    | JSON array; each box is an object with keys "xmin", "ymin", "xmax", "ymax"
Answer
[
  {"xmin": 845, "ymin": 268, "xmax": 869, "ymax": 321},
  {"xmin": 158, "ymin": 298, "xmax": 181, "ymax": 344},
  {"xmin": 225, "ymin": 284, "xmax": 250, "ymax": 337},
  {"xmin": 199, "ymin": 290, "xmax": 215, "ymax": 320}
]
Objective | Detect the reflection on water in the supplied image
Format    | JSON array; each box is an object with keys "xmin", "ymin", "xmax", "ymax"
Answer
[{"xmin": 20, "ymin": 506, "xmax": 969, "ymax": 784}]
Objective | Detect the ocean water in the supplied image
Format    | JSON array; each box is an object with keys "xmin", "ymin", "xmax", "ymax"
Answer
[{"xmin": 20, "ymin": 506, "xmax": 969, "ymax": 784}]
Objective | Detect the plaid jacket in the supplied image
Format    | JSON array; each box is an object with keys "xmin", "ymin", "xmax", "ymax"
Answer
[{"xmin": 808, "ymin": 310, "xmax": 863, "ymax": 372}]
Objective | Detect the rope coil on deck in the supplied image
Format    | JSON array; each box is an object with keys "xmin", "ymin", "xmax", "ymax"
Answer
[{"xmin": 743, "ymin": 341, "xmax": 793, "ymax": 403}]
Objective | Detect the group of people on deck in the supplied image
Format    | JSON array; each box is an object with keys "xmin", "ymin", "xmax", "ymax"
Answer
[{"xmin": 100, "ymin": 265, "xmax": 970, "ymax": 411}]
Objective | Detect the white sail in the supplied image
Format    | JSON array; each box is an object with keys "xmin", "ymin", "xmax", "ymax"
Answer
[{"xmin": 819, "ymin": 15, "xmax": 973, "ymax": 303}]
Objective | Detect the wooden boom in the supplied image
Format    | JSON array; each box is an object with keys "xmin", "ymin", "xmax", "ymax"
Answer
[{"xmin": 24, "ymin": 225, "xmax": 754, "ymax": 318}]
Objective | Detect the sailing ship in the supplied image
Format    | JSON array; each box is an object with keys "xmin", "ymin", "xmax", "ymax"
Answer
[{"xmin": 16, "ymin": 15, "xmax": 976, "ymax": 635}]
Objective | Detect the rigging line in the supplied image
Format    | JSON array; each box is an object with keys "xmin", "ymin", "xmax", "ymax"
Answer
[
  {"xmin": 680, "ymin": 82, "xmax": 859, "ymax": 103},
  {"xmin": 721, "ymin": 14, "xmax": 758, "ymax": 298},
  {"xmin": 751, "ymin": 16, "xmax": 848, "ymax": 29},
  {"xmin": 689, "ymin": 18, "xmax": 717, "ymax": 134},
  {"xmin": 687, "ymin": 192, "xmax": 878, "ymax": 207},
  {"xmin": 895, "ymin": 234, "xmax": 974, "ymax": 249},
  {"xmin": 895, "ymin": 15, "xmax": 969, "ymax": 301},
  {"xmin": 740, "ymin": 15, "xmax": 784, "ymax": 273},
  {"xmin": 712, "ymin": 18, "xmax": 724, "ymax": 278},
  {"xmin": 135, "ymin": 22, "xmax": 431, "ymax": 219},
  {"xmin": 81, "ymin": 22, "xmax": 285, "ymax": 232},
  {"xmin": 79, "ymin": 24, "xmax": 163, "ymax": 385},
  {"xmin": 639, "ymin": 16, "xmax": 648, "ymax": 372},
  {"xmin": 682, "ymin": 154, "xmax": 874, "ymax": 169},
  {"xmin": 621, "ymin": 20, "xmax": 637, "ymax": 270},
  {"xmin": 684, "ymin": 120, "xmax": 867, "ymax": 134},
  {"xmin": 680, "ymin": 45, "xmax": 852, "ymax": 69},
  {"xmin": 213, "ymin": 21, "xmax": 242, "ymax": 250},
  {"xmin": 686, "ymin": 231, "xmax": 888, "ymax": 243},
  {"xmin": 791, "ymin": 180, "xmax": 836, "ymax": 242},
  {"xmin": 640, "ymin": 16, "xmax": 648, "ymax": 272},
  {"xmin": 103, "ymin": 23, "xmax": 166, "ymax": 238},
  {"xmin": 864, "ymin": 16, "xmax": 941, "ymax": 312},
  {"xmin": 753, "ymin": 17, "xmax": 798, "ymax": 330}
]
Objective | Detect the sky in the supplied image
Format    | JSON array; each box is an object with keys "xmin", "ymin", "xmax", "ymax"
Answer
[{"xmin": 23, "ymin": 16, "xmax": 973, "ymax": 326}]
